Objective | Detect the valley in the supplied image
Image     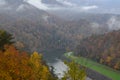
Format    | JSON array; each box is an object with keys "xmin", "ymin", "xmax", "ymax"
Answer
[{"xmin": 0, "ymin": 0, "xmax": 120, "ymax": 80}]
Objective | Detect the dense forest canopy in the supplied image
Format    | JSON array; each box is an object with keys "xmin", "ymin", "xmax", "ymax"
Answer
[
  {"xmin": 0, "ymin": 29, "xmax": 56, "ymax": 80},
  {"xmin": 0, "ymin": 29, "xmax": 86, "ymax": 80},
  {"xmin": 76, "ymin": 30, "xmax": 120, "ymax": 70},
  {"xmin": 0, "ymin": 0, "xmax": 120, "ymax": 80}
]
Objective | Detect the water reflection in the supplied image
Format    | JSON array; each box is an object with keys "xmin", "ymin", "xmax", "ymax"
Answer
[
  {"xmin": 42, "ymin": 49, "xmax": 92, "ymax": 80},
  {"xmin": 49, "ymin": 59, "xmax": 68, "ymax": 78}
]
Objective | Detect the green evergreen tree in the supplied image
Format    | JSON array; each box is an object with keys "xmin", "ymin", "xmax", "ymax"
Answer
[{"xmin": 0, "ymin": 30, "xmax": 13, "ymax": 50}]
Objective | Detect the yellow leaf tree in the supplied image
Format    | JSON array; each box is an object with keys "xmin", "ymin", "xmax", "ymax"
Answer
[{"xmin": 62, "ymin": 61, "xmax": 86, "ymax": 80}]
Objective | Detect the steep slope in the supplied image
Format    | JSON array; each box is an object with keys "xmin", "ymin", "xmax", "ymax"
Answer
[
  {"xmin": 75, "ymin": 30, "xmax": 120, "ymax": 70},
  {"xmin": 0, "ymin": 0, "xmax": 69, "ymax": 51},
  {"xmin": 0, "ymin": 0, "xmax": 117, "ymax": 53}
]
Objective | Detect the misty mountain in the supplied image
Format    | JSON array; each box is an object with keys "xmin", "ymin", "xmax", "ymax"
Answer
[
  {"xmin": 0, "ymin": 0, "xmax": 72, "ymax": 52},
  {"xmin": 49, "ymin": 10, "xmax": 120, "ymax": 31},
  {"xmin": 0, "ymin": 0, "xmax": 66, "ymax": 51},
  {"xmin": 0, "ymin": 0, "xmax": 56, "ymax": 24},
  {"xmin": 0, "ymin": 1, "xmax": 120, "ymax": 80},
  {"xmin": 0, "ymin": 0, "xmax": 120, "ymax": 52}
]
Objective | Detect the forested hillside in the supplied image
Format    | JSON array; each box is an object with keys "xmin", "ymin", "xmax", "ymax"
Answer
[
  {"xmin": 0, "ymin": 29, "xmax": 86, "ymax": 80},
  {"xmin": 1, "ymin": 0, "xmax": 120, "ymax": 53},
  {"xmin": 0, "ymin": 0, "xmax": 120, "ymax": 80},
  {"xmin": 0, "ymin": 12, "xmax": 110, "ymax": 52},
  {"xmin": 0, "ymin": 29, "xmax": 57, "ymax": 80},
  {"xmin": 76, "ymin": 30, "xmax": 120, "ymax": 70}
]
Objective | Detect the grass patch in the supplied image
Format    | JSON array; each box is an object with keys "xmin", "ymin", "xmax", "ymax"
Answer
[{"xmin": 65, "ymin": 52, "xmax": 120, "ymax": 80}]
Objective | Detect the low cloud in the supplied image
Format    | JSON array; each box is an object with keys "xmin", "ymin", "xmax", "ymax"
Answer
[
  {"xmin": 0, "ymin": 0, "xmax": 6, "ymax": 6},
  {"xmin": 82, "ymin": 5, "xmax": 98, "ymax": 11},
  {"xmin": 26, "ymin": 0, "xmax": 77, "ymax": 10},
  {"xmin": 26, "ymin": 0, "xmax": 98, "ymax": 11},
  {"xmin": 107, "ymin": 16, "xmax": 120, "ymax": 30},
  {"xmin": 56, "ymin": 0, "xmax": 77, "ymax": 7},
  {"xmin": 27, "ymin": 0, "xmax": 48, "ymax": 10}
]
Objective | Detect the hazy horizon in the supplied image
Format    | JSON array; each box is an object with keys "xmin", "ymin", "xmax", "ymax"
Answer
[{"xmin": 0, "ymin": 0, "xmax": 120, "ymax": 14}]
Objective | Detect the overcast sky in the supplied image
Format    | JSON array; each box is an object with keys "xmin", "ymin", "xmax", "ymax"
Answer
[
  {"xmin": 69, "ymin": 0, "xmax": 120, "ymax": 14},
  {"xmin": 0, "ymin": 0, "xmax": 120, "ymax": 14}
]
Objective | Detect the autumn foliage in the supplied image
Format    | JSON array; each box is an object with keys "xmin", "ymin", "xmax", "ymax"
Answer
[
  {"xmin": 62, "ymin": 61, "xmax": 86, "ymax": 80},
  {"xmin": 0, "ymin": 29, "xmax": 56, "ymax": 80},
  {"xmin": 76, "ymin": 30, "xmax": 120, "ymax": 70},
  {"xmin": 0, "ymin": 29, "xmax": 88, "ymax": 80},
  {"xmin": 0, "ymin": 45, "xmax": 55, "ymax": 80}
]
